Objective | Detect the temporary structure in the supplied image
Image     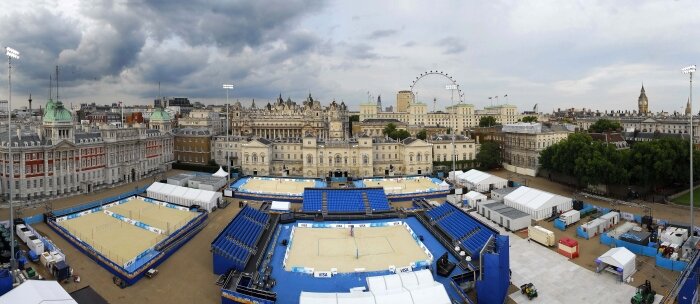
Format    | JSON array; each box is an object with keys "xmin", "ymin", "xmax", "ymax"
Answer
[
  {"xmin": 463, "ymin": 191, "xmax": 487, "ymax": 208},
  {"xmin": 213, "ymin": 166, "xmax": 228, "ymax": 178},
  {"xmin": 557, "ymin": 237, "xmax": 579, "ymax": 259},
  {"xmin": 271, "ymin": 201, "xmax": 291, "ymax": 212},
  {"xmin": 490, "ymin": 187, "xmax": 519, "ymax": 202},
  {"xmin": 300, "ymin": 269, "xmax": 450, "ymax": 304},
  {"xmin": 146, "ymin": 182, "xmax": 221, "ymax": 212},
  {"xmin": 596, "ymin": 247, "xmax": 636, "ymax": 281},
  {"xmin": 503, "ymin": 186, "xmax": 572, "ymax": 220},
  {"xmin": 438, "ymin": 180, "xmax": 450, "ymax": 191},
  {"xmin": 481, "ymin": 202, "xmax": 531, "ymax": 231},
  {"xmin": 0, "ymin": 280, "xmax": 77, "ymax": 304},
  {"xmin": 456, "ymin": 169, "xmax": 508, "ymax": 192}
]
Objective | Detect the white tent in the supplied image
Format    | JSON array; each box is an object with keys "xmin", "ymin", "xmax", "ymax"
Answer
[
  {"xmin": 597, "ymin": 247, "xmax": 636, "ymax": 281},
  {"xmin": 213, "ymin": 166, "xmax": 228, "ymax": 178},
  {"xmin": 503, "ymin": 186, "xmax": 572, "ymax": 220},
  {"xmin": 271, "ymin": 201, "xmax": 291, "ymax": 212},
  {"xmin": 299, "ymin": 269, "xmax": 450, "ymax": 304},
  {"xmin": 146, "ymin": 182, "xmax": 222, "ymax": 212},
  {"xmin": 0, "ymin": 280, "xmax": 77, "ymax": 304},
  {"xmin": 457, "ymin": 169, "xmax": 508, "ymax": 192},
  {"xmin": 463, "ymin": 191, "xmax": 487, "ymax": 208},
  {"xmin": 438, "ymin": 180, "xmax": 450, "ymax": 191}
]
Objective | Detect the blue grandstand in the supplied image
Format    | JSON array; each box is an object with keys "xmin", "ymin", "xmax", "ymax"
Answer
[
  {"xmin": 301, "ymin": 188, "xmax": 390, "ymax": 214},
  {"xmin": 212, "ymin": 206, "xmax": 270, "ymax": 274},
  {"xmin": 426, "ymin": 203, "xmax": 498, "ymax": 258}
]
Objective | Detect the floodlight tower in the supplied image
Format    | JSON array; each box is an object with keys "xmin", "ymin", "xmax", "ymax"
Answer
[
  {"xmin": 683, "ymin": 65, "xmax": 696, "ymax": 233},
  {"xmin": 5, "ymin": 46, "xmax": 19, "ymax": 271},
  {"xmin": 446, "ymin": 84, "xmax": 458, "ymax": 183},
  {"xmin": 223, "ymin": 84, "xmax": 234, "ymax": 181}
]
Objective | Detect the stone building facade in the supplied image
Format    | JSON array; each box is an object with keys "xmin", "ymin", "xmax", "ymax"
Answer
[
  {"xmin": 501, "ymin": 122, "xmax": 573, "ymax": 176},
  {"xmin": 0, "ymin": 99, "xmax": 174, "ymax": 202}
]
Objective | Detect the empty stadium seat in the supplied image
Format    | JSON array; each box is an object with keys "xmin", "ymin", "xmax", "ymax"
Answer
[
  {"xmin": 212, "ymin": 206, "xmax": 269, "ymax": 274},
  {"xmin": 426, "ymin": 203, "xmax": 496, "ymax": 258}
]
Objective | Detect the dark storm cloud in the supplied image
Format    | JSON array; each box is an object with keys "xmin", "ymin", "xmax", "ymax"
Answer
[
  {"xmin": 135, "ymin": 0, "xmax": 326, "ymax": 53},
  {"xmin": 435, "ymin": 37, "xmax": 466, "ymax": 54},
  {"xmin": 0, "ymin": 8, "xmax": 82, "ymax": 90},
  {"xmin": 366, "ymin": 29, "xmax": 398, "ymax": 39}
]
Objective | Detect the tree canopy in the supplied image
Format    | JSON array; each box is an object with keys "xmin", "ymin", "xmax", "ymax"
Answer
[
  {"xmin": 521, "ymin": 116, "xmax": 538, "ymax": 123},
  {"xmin": 540, "ymin": 134, "xmax": 700, "ymax": 187},
  {"xmin": 476, "ymin": 141, "xmax": 502, "ymax": 169},
  {"xmin": 588, "ymin": 119, "xmax": 622, "ymax": 133},
  {"xmin": 383, "ymin": 123, "xmax": 411, "ymax": 140},
  {"xmin": 479, "ymin": 116, "xmax": 498, "ymax": 127},
  {"xmin": 416, "ymin": 129, "xmax": 427, "ymax": 140}
]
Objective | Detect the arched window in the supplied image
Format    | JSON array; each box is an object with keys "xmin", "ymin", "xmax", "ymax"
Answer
[
  {"xmin": 245, "ymin": 154, "xmax": 249, "ymax": 163},
  {"xmin": 363, "ymin": 154, "xmax": 369, "ymax": 165},
  {"xmin": 409, "ymin": 153, "xmax": 414, "ymax": 162},
  {"xmin": 344, "ymin": 157, "xmax": 347, "ymax": 164},
  {"xmin": 417, "ymin": 153, "xmax": 422, "ymax": 162},
  {"xmin": 261, "ymin": 154, "xmax": 265, "ymax": 162},
  {"xmin": 252, "ymin": 153, "xmax": 258, "ymax": 163},
  {"xmin": 307, "ymin": 154, "xmax": 313, "ymax": 164},
  {"xmin": 335, "ymin": 154, "xmax": 342, "ymax": 165}
]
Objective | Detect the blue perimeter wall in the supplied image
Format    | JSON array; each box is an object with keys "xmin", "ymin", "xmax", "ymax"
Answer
[{"xmin": 258, "ymin": 217, "xmax": 471, "ymax": 303}]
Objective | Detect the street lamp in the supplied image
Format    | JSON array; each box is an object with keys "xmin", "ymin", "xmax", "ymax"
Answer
[
  {"xmin": 223, "ymin": 84, "xmax": 234, "ymax": 181},
  {"xmin": 5, "ymin": 46, "xmax": 19, "ymax": 271},
  {"xmin": 446, "ymin": 84, "xmax": 458, "ymax": 183},
  {"xmin": 682, "ymin": 65, "xmax": 696, "ymax": 234}
]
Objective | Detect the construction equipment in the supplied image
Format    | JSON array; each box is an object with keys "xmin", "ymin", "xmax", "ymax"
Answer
[
  {"xmin": 520, "ymin": 283, "xmax": 538, "ymax": 300},
  {"xmin": 631, "ymin": 280, "xmax": 656, "ymax": 304}
]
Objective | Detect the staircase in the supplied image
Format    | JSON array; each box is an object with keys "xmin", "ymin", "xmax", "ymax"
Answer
[
  {"xmin": 362, "ymin": 192, "xmax": 372, "ymax": 215},
  {"xmin": 458, "ymin": 227, "xmax": 480, "ymax": 243},
  {"xmin": 321, "ymin": 192, "xmax": 328, "ymax": 216}
]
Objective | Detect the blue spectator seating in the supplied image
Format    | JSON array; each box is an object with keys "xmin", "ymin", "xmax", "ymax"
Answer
[
  {"xmin": 426, "ymin": 203, "xmax": 497, "ymax": 258},
  {"xmin": 212, "ymin": 206, "xmax": 270, "ymax": 274},
  {"xmin": 301, "ymin": 188, "xmax": 390, "ymax": 213}
]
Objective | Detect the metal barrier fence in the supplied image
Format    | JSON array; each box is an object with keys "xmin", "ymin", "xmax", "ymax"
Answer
[{"xmin": 51, "ymin": 186, "xmax": 149, "ymax": 217}]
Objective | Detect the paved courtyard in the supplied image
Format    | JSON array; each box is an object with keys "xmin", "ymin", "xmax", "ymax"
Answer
[{"xmin": 469, "ymin": 211, "xmax": 663, "ymax": 304}]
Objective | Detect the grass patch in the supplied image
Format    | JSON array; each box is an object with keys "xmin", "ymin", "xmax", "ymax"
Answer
[{"xmin": 672, "ymin": 188, "xmax": 700, "ymax": 206}]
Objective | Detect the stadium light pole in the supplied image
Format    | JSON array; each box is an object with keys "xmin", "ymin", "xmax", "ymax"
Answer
[
  {"xmin": 683, "ymin": 65, "xmax": 696, "ymax": 234},
  {"xmin": 5, "ymin": 46, "xmax": 19, "ymax": 271},
  {"xmin": 446, "ymin": 84, "xmax": 457, "ymax": 183},
  {"xmin": 223, "ymin": 84, "xmax": 234, "ymax": 181}
]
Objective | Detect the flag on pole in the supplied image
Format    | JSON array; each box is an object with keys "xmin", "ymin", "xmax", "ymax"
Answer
[{"xmin": 504, "ymin": 94, "xmax": 508, "ymax": 97}]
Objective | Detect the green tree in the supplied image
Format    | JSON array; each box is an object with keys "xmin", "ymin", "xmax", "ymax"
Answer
[
  {"xmin": 479, "ymin": 116, "xmax": 497, "ymax": 127},
  {"xmin": 382, "ymin": 123, "xmax": 411, "ymax": 140},
  {"xmin": 383, "ymin": 123, "xmax": 397, "ymax": 136},
  {"xmin": 392, "ymin": 130, "xmax": 411, "ymax": 140},
  {"xmin": 476, "ymin": 141, "xmax": 502, "ymax": 169},
  {"xmin": 416, "ymin": 129, "xmax": 427, "ymax": 140},
  {"xmin": 589, "ymin": 119, "xmax": 622, "ymax": 133},
  {"xmin": 521, "ymin": 116, "xmax": 538, "ymax": 123}
]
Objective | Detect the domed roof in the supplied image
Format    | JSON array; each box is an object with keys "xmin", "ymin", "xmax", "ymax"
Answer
[
  {"xmin": 43, "ymin": 100, "xmax": 72, "ymax": 123},
  {"xmin": 151, "ymin": 107, "xmax": 171, "ymax": 122}
]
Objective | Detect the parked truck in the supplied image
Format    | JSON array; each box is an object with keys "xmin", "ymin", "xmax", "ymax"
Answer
[
  {"xmin": 559, "ymin": 210, "xmax": 581, "ymax": 226},
  {"xmin": 528, "ymin": 226, "xmax": 556, "ymax": 247}
]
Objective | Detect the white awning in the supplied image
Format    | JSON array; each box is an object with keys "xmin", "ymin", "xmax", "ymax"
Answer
[
  {"xmin": 213, "ymin": 166, "xmax": 228, "ymax": 178},
  {"xmin": 0, "ymin": 280, "xmax": 77, "ymax": 304}
]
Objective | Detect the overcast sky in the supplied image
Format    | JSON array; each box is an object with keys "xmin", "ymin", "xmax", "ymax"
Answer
[{"xmin": 0, "ymin": 0, "xmax": 699, "ymax": 113}]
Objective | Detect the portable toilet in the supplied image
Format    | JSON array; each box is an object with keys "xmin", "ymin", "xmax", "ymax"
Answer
[{"xmin": 558, "ymin": 237, "xmax": 579, "ymax": 259}]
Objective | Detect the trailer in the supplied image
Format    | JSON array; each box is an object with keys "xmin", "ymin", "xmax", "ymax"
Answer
[
  {"xmin": 559, "ymin": 210, "xmax": 581, "ymax": 226},
  {"xmin": 528, "ymin": 226, "xmax": 556, "ymax": 247}
]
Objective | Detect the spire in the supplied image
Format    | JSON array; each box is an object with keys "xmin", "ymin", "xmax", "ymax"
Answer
[{"xmin": 251, "ymin": 99, "xmax": 256, "ymax": 109}]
